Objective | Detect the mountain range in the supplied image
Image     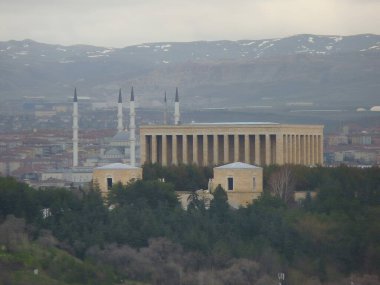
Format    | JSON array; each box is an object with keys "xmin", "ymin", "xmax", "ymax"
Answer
[{"xmin": 0, "ymin": 34, "xmax": 379, "ymax": 109}]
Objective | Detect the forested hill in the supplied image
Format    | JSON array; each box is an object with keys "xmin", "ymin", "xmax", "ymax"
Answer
[
  {"xmin": 1, "ymin": 165, "xmax": 380, "ymax": 285},
  {"xmin": 1, "ymin": 34, "xmax": 380, "ymax": 109}
]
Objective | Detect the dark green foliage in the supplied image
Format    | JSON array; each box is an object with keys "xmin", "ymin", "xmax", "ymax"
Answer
[
  {"xmin": 143, "ymin": 163, "xmax": 213, "ymax": 190},
  {"xmin": 0, "ymin": 176, "xmax": 40, "ymax": 222},
  {"xmin": 1, "ymin": 165, "xmax": 380, "ymax": 284},
  {"xmin": 108, "ymin": 179, "xmax": 179, "ymax": 210},
  {"xmin": 209, "ymin": 184, "xmax": 229, "ymax": 219}
]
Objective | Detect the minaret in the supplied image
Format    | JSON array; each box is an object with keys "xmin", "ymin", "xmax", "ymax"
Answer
[
  {"xmin": 163, "ymin": 91, "xmax": 168, "ymax": 125},
  {"xmin": 129, "ymin": 87, "xmax": 136, "ymax": 166},
  {"xmin": 174, "ymin": 87, "xmax": 180, "ymax": 125},
  {"xmin": 72, "ymin": 88, "xmax": 79, "ymax": 167},
  {"xmin": 117, "ymin": 88, "xmax": 123, "ymax": 132}
]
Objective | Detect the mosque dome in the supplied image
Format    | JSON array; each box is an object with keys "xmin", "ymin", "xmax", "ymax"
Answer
[
  {"xmin": 104, "ymin": 148, "xmax": 123, "ymax": 156},
  {"xmin": 112, "ymin": 130, "xmax": 130, "ymax": 142},
  {"xmin": 110, "ymin": 131, "xmax": 130, "ymax": 148}
]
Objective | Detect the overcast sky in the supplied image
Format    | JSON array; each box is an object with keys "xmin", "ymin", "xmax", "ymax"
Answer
[{"xmin": 0, "ymin": 0, "xmax": 379, "ymax": 47}]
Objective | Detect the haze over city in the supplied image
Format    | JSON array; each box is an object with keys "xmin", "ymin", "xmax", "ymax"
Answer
[{"xmin": 1, "ymin": 0, "xmax": 380, "ymax": 47}]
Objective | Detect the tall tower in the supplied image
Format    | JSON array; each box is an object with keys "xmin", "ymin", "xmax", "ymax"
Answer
[
  {"xmin": 129, "ymin": 87, "xmax": 136, "ymax": 166},
  {"xmin": 72, "ymin": 88, "xmax": 79, "ymax": 167},
  {"xmin": 163, "ymin": 91, "xmax": 168, "ymax": 125},
  {"xmin": 117, "ymin": 88, "xmax": 123, "ymax": 132},
  {"xmin": 174, "ymin": 87, "xmax": 180, "ymax": 125}
]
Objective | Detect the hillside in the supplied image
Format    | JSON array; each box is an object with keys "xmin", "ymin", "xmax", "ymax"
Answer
[
  {"xmin": 1, "ymin": 167, "xmax": 380, "ymax": 285},
  {"xmin": 0, "ymin": 34, "xmax": 379, "ymax": 109}
]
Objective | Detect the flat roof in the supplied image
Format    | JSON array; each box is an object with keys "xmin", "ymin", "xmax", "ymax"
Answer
[
  {"xmin": 215, "ymin": 162, "xmax": 262, "ymax": 169},
  {"xmin": 95, "ymin": 163, "xmax": 140, "ymax": 170},
  {"xmin": 44, "ymin": 167, "xmax": 93, "ymax": 174},
  {"xmin": 140, "ymin": 122, "xmax": 324, "ymax": 130},
  {"xmin": 190, "ymin": 122, "xmax": 279, "ymax": 125}
]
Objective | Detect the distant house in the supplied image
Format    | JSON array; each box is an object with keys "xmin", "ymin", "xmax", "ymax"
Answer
[
  {"xmin": 92, "ymin": 163, "xmax": 142, "ymax": 195},
  {"xmin": 210, "ymin": 162, "xmax": 263, "ymax": 208}
]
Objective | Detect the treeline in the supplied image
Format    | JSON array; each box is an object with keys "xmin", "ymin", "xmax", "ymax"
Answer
[
  {"xmin": 0, "ymin": 165, "xmax": 380, "ymax": 284},
  {"xmin": 142, "ymin": 163, "xmax": 213, "ymax": 190}
]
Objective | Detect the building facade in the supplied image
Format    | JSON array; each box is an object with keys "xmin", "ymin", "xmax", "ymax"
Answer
[
  {"xmin": 140, "ymin": 122, "xmax": 323, "ymax": 166},
  {"xmin": 211, "ymin": 162, "xmax": 263, "ymax": 208},
  {"xmin": 93, "ymin": 163, "xmax": 142, "ymax": 195}
]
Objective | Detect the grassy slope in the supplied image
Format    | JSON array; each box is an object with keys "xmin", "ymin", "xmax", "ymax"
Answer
[{"xmin": 0, "ymin": 242, "xmax": 144, "ymax": 285}]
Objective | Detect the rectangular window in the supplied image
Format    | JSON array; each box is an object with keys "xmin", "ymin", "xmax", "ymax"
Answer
[
  {"xmin": 107, "ymin": 177, "xmax": 113, "ymax": 189},
  {"xmin": 227, "ymin": 177, "xmax": 234, "ymax": 191}
]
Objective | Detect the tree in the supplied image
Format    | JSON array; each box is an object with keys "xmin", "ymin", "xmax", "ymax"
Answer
[
  {"xmin": 187, "ymin": 189, "xmax": 206, "ymax": 212},
  {"xmin": 109, "ymin": 180, "xmax": 179, "ymax": 210},
  {"xmin": 0, "ymin": 215, "xmax": 28, "ymax": 251},
  {"xmin": 209, "ymin": 185, "xmax": 229, "ymax": 219},
  {"xmin": 268, "ymin": 165, "xmax": 295, "ymax": 204}
]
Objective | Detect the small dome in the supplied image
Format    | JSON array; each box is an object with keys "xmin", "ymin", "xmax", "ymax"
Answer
[
  {"xmin": 104, "ymin": 148, "xmax": 123, "ymax": 156},
  {"xmin": 112, "ymin": 130, "xmax": 129, "ymax": 142}
]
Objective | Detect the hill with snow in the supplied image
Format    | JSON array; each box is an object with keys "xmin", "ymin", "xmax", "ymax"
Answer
[{"xmin": 0, "ymin": 34, "xmax": 379, "ymax": 109}]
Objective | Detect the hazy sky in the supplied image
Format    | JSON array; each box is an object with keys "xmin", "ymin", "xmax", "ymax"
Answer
[{"xmin": 0, "ymin": 0, "xmax": 379, "ymax": 47}]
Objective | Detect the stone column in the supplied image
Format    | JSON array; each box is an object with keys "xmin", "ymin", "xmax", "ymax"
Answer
[
  {"xmin": 183, "ymin": 135, "xmax": 188, "ymax": 164},
  {"xmin": 276, "ymin": 134, "xmax": 284, "ymax": 165},
  {"xmin": 234, "ymin": 135, "xmax": 239, "ymax": 162},
  {"xmin": 284, "ymin": 135, "xmax": 288, "ymax": 164},
  {"xmin": 314, "ymin": 135, "xmax": 318, "ymax": 165},
  {"xmin": 172, "ymin": 135, "xmax": 178, "ymax": 165},
  {"xmin": 265, "ymin": 134, "xmax": 271, "ymax": 165},
  {"xmin": 305, "ymin": 135, "xmax": 308, "ymax": 165},
  {"xmin": 288, "ymin": 135, "xmax": 293, "ymax": 164},
  {"xmin": 213, "ymin": 134, "xmax": 218, "ymax": 165},
  {"xmin": 292, "ymin": 135, "xmax": 296, "ymax": 164},
  {"xmin": 283, "ymin": 135, "xmax": 287, "ymax": 163},
  {"xmin": 292, "ymin": 135, "xmax": 297, "ymax": 164},
  {"xmin": 307, "ymin": 135, "xmax": 312, "ymax": 165},
  {"xmin": 152, "ymin": 135, "xmax": 157, "ymax": 164},
  {"xmin": 296, "ymin": 135, "xmax": 301, "ymax": 164},
  {"xmin": 224, "ymin": 134, "xmax": 229, "ymax": 164},
  {"xmin": 311, "ymin": 135, "xmax": 315, "ymax": 165},
  {"xmin": 320, "ymin": 135, "xmax": 324, "ymax": 165},
  {"xmin": 301, "ymin": 135, "xmax": 306, "ymax": 165},
  {"xmin": 203, "ymin": 135, "xmax": 208, "ymax": 166},
  {"xmin": 193, "ymin": 135, "xmax": 198, "ymax": 165},
  {"xmin": 254, "ymin": 135, "xmax": 260, "ymax": 165},
  {"xmin": 162, "ymin": 135, "xmax": 167, "ymax": 166},
  {"xmin": 140, "ymin": 135, "xmax": 146, "ymax": 164},
  {"xmin": 244, "ymin": 135, "xmax": 250, "ymax": 164}
]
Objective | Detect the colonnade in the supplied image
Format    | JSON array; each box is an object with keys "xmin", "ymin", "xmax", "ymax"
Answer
[{"xmin": 141, "ymin": 131, "xmax": 323, "ymax": 166}]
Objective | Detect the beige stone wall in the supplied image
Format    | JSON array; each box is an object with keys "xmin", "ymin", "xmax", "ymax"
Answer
[
  {"xmin": 93, "ymin": 168, "xmax": 142, "ymax": 195},
  {"xmin": 140, "ymin": 123, "xmax": 324, "ymax": 167},
  {"xmin": 227, "ymin": 192, "xmax": 262, "ymax": 208},
  {"xmin": 212, "ymin": 167, "xmax": 263, "ymax": 208},
  {"xmin": 176, "ymin": 190, "xmax": 213, "ymax": 209},
  {"xmin": 294, "ymin": 191, "xmax": 317, "ymax": 201}
]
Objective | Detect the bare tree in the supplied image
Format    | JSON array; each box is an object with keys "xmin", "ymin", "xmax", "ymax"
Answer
[
  {"xmin": 268, "ymin": 165, "xmax": 295, "ymax": 204},
  {"xmin": 0, "ymin": 215, "xmax": 28, "ymax": 252}
]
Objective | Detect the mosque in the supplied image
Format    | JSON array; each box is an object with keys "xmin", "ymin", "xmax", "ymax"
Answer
[{"xmin": 41, "ymin": 87, "xmax": 138, "ymax": 187}]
